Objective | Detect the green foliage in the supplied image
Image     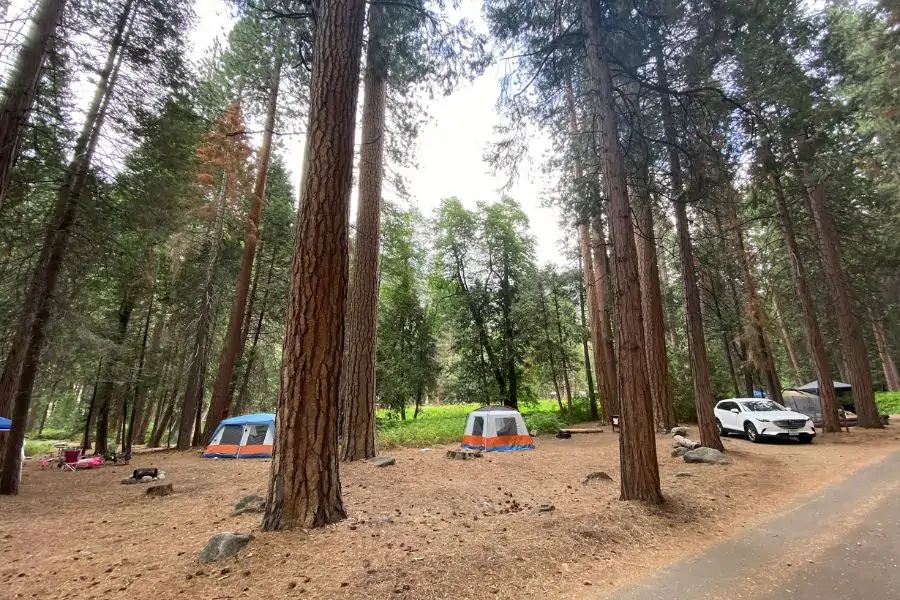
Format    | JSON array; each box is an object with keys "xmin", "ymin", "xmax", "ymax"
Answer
[
  {"xmin": 23, "ymin": 440, "xmax": 55, "ymax": 458},
  {"xmin": 876, "ymin": 392, "xmax": 900, "ymax": 415},
  {"xmin": 376, "ymin": 399, "xmax": 589, "ymax": 448},
  {"xmin": 27, "ymin": 428, "xmax": 71, "ymax": 441}
]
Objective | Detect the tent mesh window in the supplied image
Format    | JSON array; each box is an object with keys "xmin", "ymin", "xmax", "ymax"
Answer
[
  {"xmin": 247, "ymin": 425, "xmax": 268, "ymax": 445},
  {"xmin": 495, "ymin": 417, "xmax": 517, "ymax": 436},
  {"xmin": 472, "ymin": 416, "xmax": 484, "ymax": 436},
  {"xmin": 219, "ymin": 425, "xmax": 244, "ymax": 445}
]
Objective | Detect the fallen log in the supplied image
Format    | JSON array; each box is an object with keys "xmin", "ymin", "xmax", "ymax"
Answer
[
  {"xmin": 672, "ymin": 435, "xmax": 700, "ymax": 450},
  {"xmin": 557, "ymin": 428, "xmax": 604, "ymax": 434}
]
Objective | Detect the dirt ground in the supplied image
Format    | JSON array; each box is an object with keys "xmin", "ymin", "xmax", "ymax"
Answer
[{"xmin": 2, "ymin": 424, "xmax": 899, "ymax": 600}]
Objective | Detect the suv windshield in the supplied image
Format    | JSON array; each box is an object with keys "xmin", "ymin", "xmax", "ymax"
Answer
[{"xmin": 740, "ymin": 400, "xmax": 786, "ymax": 412}]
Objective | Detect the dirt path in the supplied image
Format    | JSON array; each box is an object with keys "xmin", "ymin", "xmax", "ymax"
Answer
[
  {"xmin": 603, "ymin": 449, "xmax": 900, "ymax": 600},
  {"xmin": 1, "ymin": 425, "xmax": 898, "ymax": 599}
]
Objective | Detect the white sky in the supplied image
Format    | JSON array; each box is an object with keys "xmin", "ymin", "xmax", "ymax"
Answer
[{"xmin": 193, "ymin": 0, "xmax": 567, "ymax": 265}]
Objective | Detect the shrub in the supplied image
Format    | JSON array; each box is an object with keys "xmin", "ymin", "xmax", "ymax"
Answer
[
  {"xmin": 24, "ymin": 439, "xmax": 55, "ymax": 457},
  {"xmin": 524, "ymin": 413, "xmax": 565, "ymax": 433},
  {"xmin": 876, "ymin": 392, "xmax": 900, "ymax": 415}
]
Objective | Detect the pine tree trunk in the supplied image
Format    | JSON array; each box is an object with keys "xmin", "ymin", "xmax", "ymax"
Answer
[
  {"xmin": 125, "ymin": 278, "xmax": 155, "ymax": 453},
  {"xmin": 262, "ymin": 0, "xmax": 365, "ymax": 531},
  {"xmin": 773, "ymin": 295, "xmax": 804, "ymax": 386},
  {"xmin": 578, "ymin": 222, "xmax": 610, "ymax": 421},
  {"xmin": 577, "ymin": 273, "xmax": 600, "ymax": 420},
  {"xmin": 633, "ymin": 184, "xmax": 676, "ymax": 431},
  {"xmin": 652, "ymin": 32, "xmax": 722, "ymax": 452},
  {"xmin": 580, "ymin": 0, "xmax": 662, "ymax": 503},
  {"xmin": 765, "ymin": 160, "xmax": 841, "ymax": 431},
  {"xmin": 80, "ymin": 360, "xmax": 103, "ymax": 451},
  {"xmin": 149, "ymin": 350, "xmax": 185, "ymax": 449},
  {"xmin": 538, "ymin": 281, "xmax": 564, "ymax": 414},
  {"xmin": 0, "ymin": 0, "xmax": 136, "ymax": 492},
  {"xmin": 178, "ymin": 173, "xmax": 228, "ymax": 449},
  {"xmin": 94, "ymin": 295, "xmax": 133, "ymax": 456},
  {"xmin": 590, "ymin": 215, "xmax": 620, "ymax": 420},
  {"xmin": 339, "ymin": 3, "xmax": 387, "ymax": 461},
  {"xmin": 724, "ymin": 200, "xmax": 783, "ymax": 404},
  {"xmin": 205, "ymin": 39, "xmax": 284, "ymax": 443},
  {"xmin": 872, "ymin": 317, "xmax": 899, "ymax": 392},
  {"xmin": 551, "ymin": 284, "xmax": 574, "ymax": 422},
  {"xmin": 797, "ymin": 148, "xmax": 880, "ymax": 427},
  {"xmin": 0, "ymin": 0, "xmax": 66, "ymax": 208}
]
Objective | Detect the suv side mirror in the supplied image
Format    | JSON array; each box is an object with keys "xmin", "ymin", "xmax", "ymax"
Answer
[{"xmin": 730, "ymin": 408, "xmax": 739, "ymax": 414}]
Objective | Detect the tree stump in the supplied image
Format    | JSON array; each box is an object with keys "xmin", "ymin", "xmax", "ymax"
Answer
[{"xmin": 446, "ymin": 449, "xmax": 482, "ymax": 460}]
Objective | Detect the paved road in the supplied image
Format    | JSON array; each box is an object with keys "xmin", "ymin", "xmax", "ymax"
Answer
[{"xmin": 606, "ymin": 451, "xmax": 900, "ymax": 600}]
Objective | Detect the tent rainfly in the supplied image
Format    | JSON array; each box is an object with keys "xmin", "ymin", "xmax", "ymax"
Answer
[
  {"xmin": 461, "ymin": 406, "xmax": 534, "ymax": 452},
  {"xmin": 202, "ymin": 413, "xmax": 275, "ymax": 459},
  {"xmin": 796, "ymin": 380, "xmax": 852, "ymax": 394}
]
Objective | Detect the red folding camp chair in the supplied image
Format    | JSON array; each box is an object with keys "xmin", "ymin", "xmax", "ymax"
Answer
[{"xmin": 61, "ymin": 449, "xmax": 81, "ymax": 472}]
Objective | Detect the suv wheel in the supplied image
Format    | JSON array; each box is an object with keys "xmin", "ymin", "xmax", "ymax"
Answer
[
  {"xmin": 744, "ymin": 422, "xmax": 760, "ymax": 443},
  {"xmin": 716, "ymin": 418, "xmax": 727, "ymax": 437}
]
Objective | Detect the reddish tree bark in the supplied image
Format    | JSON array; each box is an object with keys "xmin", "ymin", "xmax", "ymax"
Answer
[
  {"xmin": 764, "ymin": 153, "xmax": 841, "ymax": 431},
  {"xmin": 590, "ymin": 215, "xmax": 620, "ymax": 421},
  {"xmin": 339, "ymin": 2, "xmax": 387, "ymax": 462},
  {"xmin": 652, "ymin": 30, "xmax": 722, "ymax": 451},
  {"xmin": 204, "ymin": 36, "xmax": 284, "ymax": 443},
  {"xmin": 578, "ymin": 222, "xmax": 610, "ymax": 421},
  {"xmin": 580, "ymin": 0, "xmax": 662, "ymax": 503},
  {"xmin": 633, "ymin": 184, "xmax": 676, "ymax": 432},
  {"xmin": 262, "ymin": 0, "xmax": 366, "ymax": 530},
  {"xmin": 797, "ymin": 142, "xmax": 881, "ymax": 428}
]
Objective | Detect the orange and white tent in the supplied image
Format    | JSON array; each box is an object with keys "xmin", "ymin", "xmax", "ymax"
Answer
[
  {"xmin": 461, "ymin": 406, "xmax": 534, "ymax": 452},
  {"xmin": 202, "ymin": 413, "xmax": 274, "ymax": 459}
]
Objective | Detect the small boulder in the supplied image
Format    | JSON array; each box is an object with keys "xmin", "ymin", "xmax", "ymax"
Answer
[
  {"xmin": 199, "ymin": 533, "xmax": 252, "ymax": 564},
  {"xmin": 146, "ymin": 483, "xmax": 173, "ymax": 497},
  {"xmin": 675, "ymin": 471, "xmax": 693, "ymax": 478},
  {"xmin": 140, "ymin": 475, "xmax": 154, "ymax": 483},
  {"xmin": 480, "ymin": 502, "xmax": 497, "ymax": 514},
  {"xmin": 121, "ymin": 478, "xmax": 137, "ymax": 485},
  {"xmin": 580, "ymin": 471, "xmax": 613, "ymax": 485},
  {"xmin": 157, "ymin": 473, "xmax": 166, "ymax": 481},
  {"xmin": 683, "ymin": 447, "xmax": 733, "ymax": 465},
  {"xmin": 671, "ymin": 447, "xmax": 689, "ymax": 457},
  {"xmin": 233, "ymin": 495, "xmax": 265, "ymax": 516},
  {"xmin": 670, "ymin": 426, "xmax": 688, "ymax": 436},
  {"xmin": 532, "ymin": 503, "xmax": 555, "ymax": 514},
  {"xmin": 369, "ymin": 456, "xmax": 396, "ymax": 468}
]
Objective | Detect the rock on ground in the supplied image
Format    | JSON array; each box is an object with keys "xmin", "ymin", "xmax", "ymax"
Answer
[
  {"xmin": 199, "ymin": 532, "xmax": 252, "ymax": 564},
  {"xmin": 671, "ymin": 447, "xmax": 689, "ymax": 457},
  {"xmin": 670, "ymin": 426, "xmax": 688, "ymax": 436},
  {"xmin": 121, "ymin": 478, "xmax": 137, "ymax": 485},
  {"xmin": 580, "ymin": 471, "xmax": 613, "ymax": 485},
  {"xmin": 146, "ymin": 483, "xmax": 173, "ymax": 497},
  {"xmin": 140, "ymin": 475, "xmax": 154, "ymax": 483},
  {"xmin": 683, "ymin": 447, "xmax": 733, "ymax": 465},
  {"xmin": 233, "ymin": 494, "xmax": 265, "ymax": 516},
  {"xmin": 532, "ymin": 503, "xmax": 555, "ymax": 514},
  {"xmin": 369, "ymin": 456, "xmax": 396, "ymax": 467}
]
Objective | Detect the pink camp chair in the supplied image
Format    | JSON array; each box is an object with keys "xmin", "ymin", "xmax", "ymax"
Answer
[{"xmin": 61, "ymin": 449, "xmax": 81, "ymax": 472}]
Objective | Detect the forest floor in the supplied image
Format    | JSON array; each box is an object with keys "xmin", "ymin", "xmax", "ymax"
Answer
[{"xmin": 2, "ymin": 424, "xmax": 899, "ymax": 600}]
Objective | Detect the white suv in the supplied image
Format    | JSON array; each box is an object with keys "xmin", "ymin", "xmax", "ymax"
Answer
[{"xmin": 714, "ymin": 399, "xmax": 816, "ymax": 443}]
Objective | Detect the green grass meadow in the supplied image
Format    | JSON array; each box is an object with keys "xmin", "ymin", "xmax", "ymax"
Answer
[{"xmin": 376, "ymin": 399, "xmax": 593, "ymax": 449}]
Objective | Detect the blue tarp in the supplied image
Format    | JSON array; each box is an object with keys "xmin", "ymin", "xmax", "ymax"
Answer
[
  {"xmin": 218, "ymin": 412, "xmax": 275, "ymax": 426},
  {"xmin": 0, "ymin": 416, "xmax": 10, "ymax": 431}
]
